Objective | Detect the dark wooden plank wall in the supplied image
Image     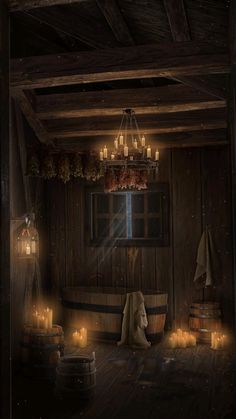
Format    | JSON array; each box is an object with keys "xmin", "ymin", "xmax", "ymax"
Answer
[
  {"xmin": 0, "ymin": 2, "xmax": 11, "ymax": 418},
  {"xmin": 45, "ymin": 145, "xmax": 233, "ymax": 329}
]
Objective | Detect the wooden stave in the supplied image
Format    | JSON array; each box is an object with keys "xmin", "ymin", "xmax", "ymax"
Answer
[
  {"xmin": 20, "ymin": 324, "xmax": 64, "ymax": 379},
  {"xmin": 189, "ymin": 302, "xmax": 221, "ymax": 343},
  {"xmin": 55, "ymin": 356, "xmax": 96, "ymax": 399}
]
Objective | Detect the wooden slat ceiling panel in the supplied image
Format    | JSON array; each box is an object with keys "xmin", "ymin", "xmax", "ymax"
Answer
[
  {"xmin": 185, "ymin": 0, "xmax": 228, "ymax": 47},
  {"xmin": 116, "ymin": 0, "xmax": 173, "ymax": 43}
]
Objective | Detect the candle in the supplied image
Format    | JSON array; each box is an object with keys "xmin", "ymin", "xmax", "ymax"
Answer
[
  {"xmin": 147, "ymin": 145, "xmax": 151, "ymax": 158},
  {"xmin": 168, "ymin": 336, "xmax": 177, "ymax": 349},
  {"xmin": 211, "ymin": 332, "xmax": 227, "ymax": 350},
  {"xmin": 39, "ymin": 315, "xmax": 45, "ymax": 329},
  {"xmin": 100, "ymin": 150, "xmax": 104, "ymax": 161},
  {"xmin": 155, "ymin": 149, "xmax": 160, "ymax": 161},
  {"xmin": 178, "ymin": 336, "xmax": 187, "ymax": 348},
  {"xmin": 124, "ymin": 144, "xmax": 128, "ymax": 157},
  {"xmin": 103, "ymin": 146, "xmax": 108, "ymax": 159},
  {"xmin": 111, "ymin": 153, "xmax": 115, "ymax": 160},
  {"xmin": 141, "ymin": 135, "xmax": 145, "ymax": 147},
  {"xmin": 26, "ymin": 243, "xmax": 31, "ymax": 255},
  {"xmin": 130, "ymin": 156, "xmax": 134, "ymax": 161},
  {"xmin": 119, "ymin": 134, "xmax": 124, "ymax": 145},
  {"xmin": 133, "ymin": 139, "xmax": 138, "ymax": 149},
  {"xmin": 189, "ymin": 334, "xmax": 196, "ymax": 347},
  {"xmin": 114, "ymin": 139, "xmax": 118, "ymax": 149},
  {"xmin": 79, "ymin": 327, "xmax": 87, "ymax": 348},
  {"xmin": 73, "ymin": 330, "xmax": 79, "ymax": 346},
  {"xmin": 176, "ymin": 328, "xmax": 183, "ymax": 336},
  {"xmin": 32, "ymin": 311, "xmax": 40, "ymax": 328},
  {"xmin": 45, "ymin": 307, "xmax": 53, "ymax": 328}
]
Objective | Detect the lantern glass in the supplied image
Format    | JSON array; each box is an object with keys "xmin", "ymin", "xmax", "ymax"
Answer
[{"xmin": 16, "ymin": 221, "xmax": 39, "ymax": 258}]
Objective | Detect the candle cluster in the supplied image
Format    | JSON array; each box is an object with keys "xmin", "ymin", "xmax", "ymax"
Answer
[
  {"xmin": 32, "ymin": 307, "xmax": 53, "ymax": 329},
  {"xmin": 211, "ymin": 332, "xmax": 227, "ymax": 350},
  {"xmin": 100, "ymin": 135, "xmax": 160, "ymax": 162},
  {"xmin": 168, "ymin": 329, "xmax": 196, "ymax": 348},
  {"xmin": 72, "ymin": 328, "xmax": 87, "ymax": 348}
]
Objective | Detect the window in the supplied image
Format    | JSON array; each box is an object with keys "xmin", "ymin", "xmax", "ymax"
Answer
[{"xmin": 87, "ymin": 184, "xmax": 169, "ymax": 246}]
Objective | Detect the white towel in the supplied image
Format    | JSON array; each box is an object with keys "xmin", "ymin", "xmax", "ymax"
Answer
[
  {"xmin": 194, "ymin": 229, "xmax": 215, "ymax": 287},
  {"xmin": 118, "ymin": 291, "xmax": 151, "ymax": 349}
]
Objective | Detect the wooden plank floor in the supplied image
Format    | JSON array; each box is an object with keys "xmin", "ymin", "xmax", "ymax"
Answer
[{"xmin": 12, "ymin": 335, "xmax": 236, "ymax": 419}]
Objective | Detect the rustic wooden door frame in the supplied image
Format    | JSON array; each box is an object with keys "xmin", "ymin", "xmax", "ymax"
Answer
[{"xmin": 0, "ymin": 1, "xmax": 11, "ymax": 418}]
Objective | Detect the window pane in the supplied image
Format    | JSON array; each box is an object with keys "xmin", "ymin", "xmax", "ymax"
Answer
[
  {"xmin": 96, "ymin": 193, "xmax": 109, "ymax": 213},
  {"xmin": 132, "ymin": 194, "xmax": 144, "ymax": 214},
  {"xmin": 113, "ymin": 194, "xmax": 126, "ymax": 214},
  {"xmin": 97, "ymin": 218, "xmax": 110, "ymax": 238},
  {"xmin": 148, "ymin": 193, "xmax": 160, "ymax": 213},
  {"xmin": 132, "ymin": 218, "xmax": 144, "ymax": 238},
  {"xmin": 148, "ymin": 218, "xmax": 161, "ymax": 238},
  {"xmin": 111, "ymin": 217, "xmax": 127, "ymax": 238}
]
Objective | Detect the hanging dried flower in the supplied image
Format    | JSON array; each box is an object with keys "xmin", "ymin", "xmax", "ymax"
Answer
[
  {"xmin": 84, "ymin": 155, "xmax": 103, "ymax": 181},
  {"xmin": 41, "ymin": 155, "xmax": 56, "ymax": 179},
  {"xmin": 27, "ymin": 154, "xmax": 40, "ymax": 177},
  {"xmin": 58, "ymin": 155, "xmax": 71, "ymax": 183},
  {"xmin": 71, "ymin": 153, "xmax": 83, "ymax": 178}
]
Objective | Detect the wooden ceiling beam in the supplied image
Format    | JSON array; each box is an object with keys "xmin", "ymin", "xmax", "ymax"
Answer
[
  {"xmin": 11, "ymin": 41, "xmax": 229, "ymax": 90},
  {"xmin": 35, "ymin": 84, "xmax": 226, "ymax": 119},
  {"xmin": 44, "ymin": 109, "xmax": 227, "ymax": 139},
  {"xmin": 169, "ymin": 75, "xmax": 226, "ymax": 100},
  {"xmin": 52, "ymin": 129, "xmax": 228, "ymax": 151},
  {"xmin": 96, "ymin": 0, "xmax": 134, "ymax": 46},
  {"xmin": 9, "ymin": 0, "xmax": 88, "ymax": 11},
  {"xmin": 163, "ymin": 0, "xmax": 191, "ymax": 42},
  {"xmin": 13, "ymin": 89, "xmax": 53, "ymax": 145},
  {"xmin": 164, "ymin": 0, "xmax": 226, "ymax": 100}
]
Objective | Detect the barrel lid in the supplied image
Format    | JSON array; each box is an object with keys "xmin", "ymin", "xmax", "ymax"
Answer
[{"xmin": 59, "ymin": 355, "xmax": 94, "ymax": 364}]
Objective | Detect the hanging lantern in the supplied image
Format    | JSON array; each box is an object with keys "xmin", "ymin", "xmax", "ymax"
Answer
[{"xmin": 16, "ymin": 216, "xmax": 39, "ymax": 258}]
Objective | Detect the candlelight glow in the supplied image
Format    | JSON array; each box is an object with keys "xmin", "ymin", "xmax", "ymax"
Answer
[
  {"xmin": 168, "ymin": 329, "xmax": 196, "ymax": 348},
  {"xmin": 72, "ymin": 327, "xmax": 87, "ymax": 348}
]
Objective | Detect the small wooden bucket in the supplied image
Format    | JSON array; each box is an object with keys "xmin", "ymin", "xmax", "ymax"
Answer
[
  {"xmin": 189, "ymin": 301, "xmax": 221, "ymax": 343},
  {"xmin": 55, "ymin": 356, "xmax": 96, "ymax": 400},
  {"xmin": 20, "ymin": 324, "xmax": 64, "ymax": 380}
]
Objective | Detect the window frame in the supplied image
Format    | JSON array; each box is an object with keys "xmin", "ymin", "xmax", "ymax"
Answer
[{"xmin": 85, "ymin": 183, "xmax": 170, "ymax": 247}]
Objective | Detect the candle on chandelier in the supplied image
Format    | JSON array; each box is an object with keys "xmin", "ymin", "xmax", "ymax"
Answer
[
  {"xmin": 141, "ymin": 135, "xmax": 145, "ymax": 147},
  {"xmin": 133, "ymin": 139, "xmax": 138, "ymax": 149},
  {"xmin": 119, "ymin": 133, "xmax": 124, "ymax": 145},
  {"xmin": 111, "ymin": 153, "xmax": 115, "ymax": 160},
  {"xmin": 155, "ymin": 150, "xmax": 160, "ymax": 161},
  {"xmin": 114, "ymin": 138, "xmax": 118, "ymax": 149},
  {"xmin": 103, "ymin": 146, "xmax": 108, "ymax": 159},
  {"xmin": 124, "ymin": 144, "xmax": 129, "ymax": 157},
  {"xmin": 100, "ymin": 150, "xmax": 104, "ymax": 161},
  {"xmin": 147, "ymin": 145, "xmax": 151, "ymax": 158}
]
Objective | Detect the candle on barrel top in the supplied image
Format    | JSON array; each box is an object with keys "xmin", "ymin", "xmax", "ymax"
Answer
[
  {"xmin": 45, "ymin": 307, "xmax": 53, "ymax": 328},
  {"xmin": 73, "ymin": 330, "xmax": 79, "ymax": 346},
  {"xmin": 79, "ymin": 327, "xmax": 87, "ymax": 348},
  {"xmin": 32, "ymin": 311, "xmax": 40, "ymax": 328}
]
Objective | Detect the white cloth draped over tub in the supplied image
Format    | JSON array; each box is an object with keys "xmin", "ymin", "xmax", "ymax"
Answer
[{"xmin": 118, "ymin": 291, "xmax": 151, "ymax": 349}]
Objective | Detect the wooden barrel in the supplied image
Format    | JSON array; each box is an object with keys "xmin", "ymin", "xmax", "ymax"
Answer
[
  {"xmin": 189, "ymin": 302, "xmax": 221, "ymax": 343},
  {"xmin": 55, "ymin": 356, "xmax": 96, "ymax": 400},
  {"xmin": 62, "ymin": 287, "xmax": 168, "ymax": 343},
  {"xmin": 20, "ymin": 324, "xmax": 64, "ymax": 380}
]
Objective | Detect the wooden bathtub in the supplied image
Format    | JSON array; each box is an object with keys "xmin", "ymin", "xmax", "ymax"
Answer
[{"xmin": 62, "ymin": 287, "xmax": 168, "ymax": 343}]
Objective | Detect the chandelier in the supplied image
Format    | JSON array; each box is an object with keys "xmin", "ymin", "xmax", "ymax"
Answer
[{"xmin": 99, "ymin": 109, "xmax": 159, "ymax": 172}]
